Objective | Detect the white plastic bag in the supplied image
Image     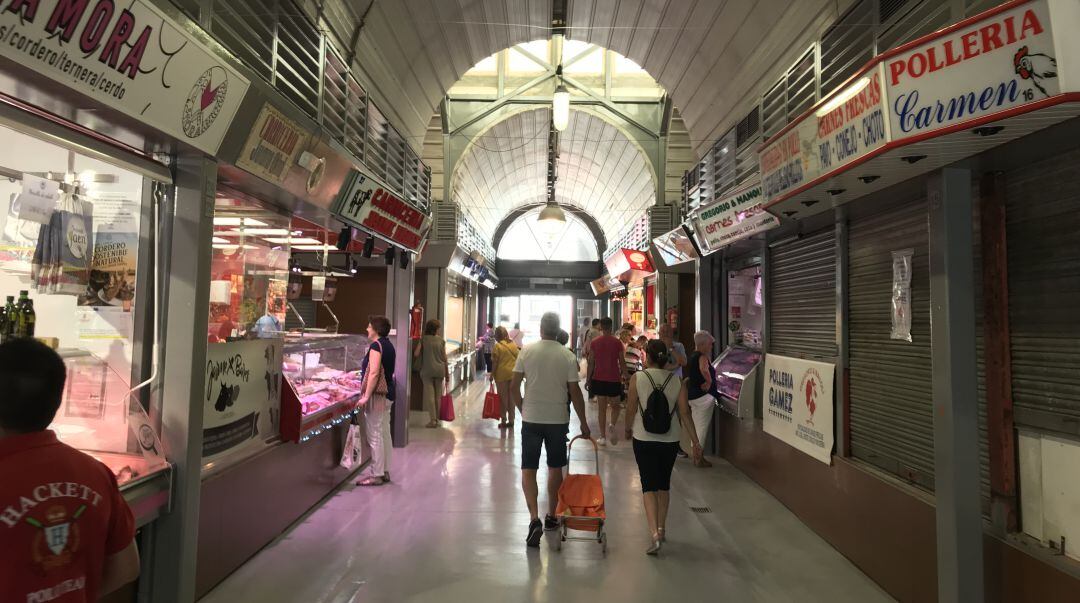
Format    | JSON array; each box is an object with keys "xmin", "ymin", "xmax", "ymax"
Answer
[{"xmin": 340, "ymin": 423, "xmax": 362, "ymax": 470}]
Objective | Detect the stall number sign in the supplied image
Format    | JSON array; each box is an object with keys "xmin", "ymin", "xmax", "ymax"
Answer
[
  {"xmin": 0, "ymin": 0, "xmax": 249, "ymax": 156},
  {"xmin": 759, "ymin": 67, "xmax": 889, "ymax": 203},
  {"xmin": 691, "ymin": 181, "xmax": 777, "ymax": 253},
  {"xmin": 332, "ymin": 168, "xmax": 429, "ymax": 252},
  {"xmin": 763, "ymin": 354, "xmax": 835, "ymax": 465},
  {"xmin": 885, "ymin": 1, "xmax": 1057, "ymax": 141},
  {"xmin": 236, "ymin": 103, "xmax": 309, "ymax": 185}
]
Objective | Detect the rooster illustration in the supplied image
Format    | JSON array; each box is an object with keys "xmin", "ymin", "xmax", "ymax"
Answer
[
  {"xmin": 804, "ymin": 377, "xmax": 819, "ymax": 426},
  {"xmin": 1014, "ymin": 46, "xmax": 1057, "ymax": 98}
]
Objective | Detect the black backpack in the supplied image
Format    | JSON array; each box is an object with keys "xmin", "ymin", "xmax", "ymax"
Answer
[{"xmin": 639, "ymin": 371, "xmax": 676, "ymax": 434}]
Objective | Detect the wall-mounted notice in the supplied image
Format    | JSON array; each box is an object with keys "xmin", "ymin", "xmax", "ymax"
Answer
[
  {"xmin": 891, "ymin": 249, "xmax": 914, "ymax": 342},
  {"xmin": 763, "ymin": 354, "xmax": 835, "ymax": 465}
]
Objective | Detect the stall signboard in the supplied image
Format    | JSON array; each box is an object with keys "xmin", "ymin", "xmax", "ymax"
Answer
[
  {"xmin": 331, "ymin": 167, "xmax": 431, "ymax": 252},
  {"xmin": 651, "ymin": 225, "xmax": 699, "ymax": 267},
  {"xmin": 203, "ymin": 339, "xmax": 283, "ymax": 458},
  {"xmin": 884, "ymin": 0, "xmax": 1057, "ymax": 141},
  {"xmin": 690, "ymin": 180, "xmax": 778, "ymax": 253},
  {"xmin": 0, "ymin": 0, "xmax": 250, "ymax": 156},
  {"xmin": 605, "ymin": 248, "xmax": 654, "ymax": 283},
  {"xmin": 763, "ymin": 354, "xmax": 835, "ymax": 465},
  {"xmin": 236, "ymin": 103, "xmax": 310, "ymax": 185},
  {"xmin": 760, "ymin": 66, "xmax": 889, "ymax": 203}
]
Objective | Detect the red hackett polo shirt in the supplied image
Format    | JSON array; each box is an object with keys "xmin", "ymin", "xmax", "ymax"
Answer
[{"xmin": 0, "ymin": 431, "xmax": 135, "ymax": 603}]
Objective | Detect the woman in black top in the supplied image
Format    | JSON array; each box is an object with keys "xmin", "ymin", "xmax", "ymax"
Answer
[
  {"xmin": 685, "ymin": 331, "xmax": 717, "ymax": 468},
  {"xmin": 357, "ymin": 315, "xmax": 397, "ymax": 486}
]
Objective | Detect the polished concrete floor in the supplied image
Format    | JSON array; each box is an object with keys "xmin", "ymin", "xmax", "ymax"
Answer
[{"xmin": 201, "ymin": 377, "xmax": 892, "ymax": 603}]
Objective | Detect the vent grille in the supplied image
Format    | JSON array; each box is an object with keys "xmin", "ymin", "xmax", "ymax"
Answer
[
  {"xmin": 272, "ymin": 4, "xmax": 322, "ymax": 118},
  {"xmin": 690, "ymin": 506, "xmax": 712, "ymax": 514},
  {"xmin": 820, "ymin": 0, "xmax": 874, "ymax": 98},
  {"xmin": 431, "ymin": 201, "xmax": 458, "ymax": 241},
  {"xmin": 648, "ymin": 205, "xmax": 679, "ymax": 240},
  {"xmin": 711, "ymin": 127, "xmax": 738, "ymax": 199},
  {"xmin": 210, "ymin": 0, "xmax": 275, "ymax": 81},
  {"xmin": 879, "ymin": 0, "xmax": 909, "ymax": 23},
  {"xmin": 877, "ymin": 0, "xmax": 951, "ymax": 52}
]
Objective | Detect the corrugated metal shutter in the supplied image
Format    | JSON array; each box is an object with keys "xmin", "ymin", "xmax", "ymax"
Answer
[
  {"xmin": 848, "ymin": 199, "xmax": 935, "ymax": 491},
  {"xmin": 1007, "ymin": 149, "xmax": 1080, "ymax": 437},
  {"xmin": 768, "ymin": 228, "xmax": 837, "ymax": 359}
]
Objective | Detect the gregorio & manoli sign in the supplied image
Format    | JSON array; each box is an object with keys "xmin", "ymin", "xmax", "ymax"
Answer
[
  {"xmin": 0, "ymin": 0, "xmax": 250, "ymax": 155},
  {"xmin": 690, "ymin": 180, "xmax": 777, "ymax": 254}
]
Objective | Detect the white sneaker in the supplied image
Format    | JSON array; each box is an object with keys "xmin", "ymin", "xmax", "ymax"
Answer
[{"xmin": 596, "ymin": 437, "xmax": 607, "ymax": 446}]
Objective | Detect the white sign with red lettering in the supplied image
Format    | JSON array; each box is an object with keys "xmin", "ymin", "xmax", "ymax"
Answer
[
  {"xmin": 760, "ymin": 66, "xmax": 889, "ymax": 202},
  {"xmin": 885, "ymin": 0, "xmax": 1058, "ymax": 140},
  {"xmin": 0, "ymin": 0, "xmax": 250, "ymax": 155},
  {"xmin": 332, "ymin": 168, "xmax": 431, "ymax": 252}
]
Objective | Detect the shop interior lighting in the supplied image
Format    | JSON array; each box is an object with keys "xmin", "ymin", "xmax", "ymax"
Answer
[
  {"xmin": 265, "ymin": 237, "xmax": 323, "ymax": 245},
  {"xmin": 292, "ymin": 244, "xmax": 334, "ymax": 251},
  {"xmin": 783, "ymin": 210, "xmax": 798, "ymax": 218},
  {"xmin": 858, "ymin": 175, "xmax": 880, "ymax": 184},
  {"xmin": 349, "ymin": 255, "xmax": 358, "ymax": 274},
  {"xmin": 212, "ymin": 244, "xmax": 258, "ymax": 250},
  {"xmin": 972, "ymin": 125, "xmax": 1004, "ymax": 137},
  {"xmin": 801, "ymin": 200, "xmax": 819, "ymax": 207},
  {"xmin": 552, "ymin": 82, "xmax": 570, "ymax": 132},
  {"xmin": 901, "ymin": 155, "xmax": 927, "ymax": 164},
  {"xmin": 384, "ymin": 247, "xmax": 396, "ymax": 265},
  {"xmin": 826, "ymin": 189, "xmax": 846, "ymax": 196},
  {"xmin": 211, "ymin": 237, "xmax": 229, "ymax": 244},
  {"xmin": 814, "ymin": 76, "xmax": 871, "ymax": 117},
  {"xmin": 218, "ymin": 228, "xmax": 292, "ymax": 236},
  {"xmin": 399, "ymin": 252, "xmax": 410, "ymax": 270},
  {"xmin": 212, "ymin": 217, "xmax": 269, "ymax": 227},
  {"xmin": 361, "ymin": 236, "xmax": 375, "ymax": 258}
]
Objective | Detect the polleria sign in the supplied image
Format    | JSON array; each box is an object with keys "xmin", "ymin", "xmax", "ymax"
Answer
[{"xmin": 885, "ymin": 0, "xmax": 1058, "ymax": 140}]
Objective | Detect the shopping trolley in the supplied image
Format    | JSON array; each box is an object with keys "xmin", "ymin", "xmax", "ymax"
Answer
[{"xmin": 555, "ymin": 436, "xmax": 607, "ymax": 554}]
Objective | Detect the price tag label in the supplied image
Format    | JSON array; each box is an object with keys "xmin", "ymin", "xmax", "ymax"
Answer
[{"xmin": 18, "ymin": 175, "xmax": 60, "ymax": 224}]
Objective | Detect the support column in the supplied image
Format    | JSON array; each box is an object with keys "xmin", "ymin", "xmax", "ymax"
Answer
[
  {"xmin": 927, "ymin": 167, "xmax": 984, "ymax": 603},
  {"xmin": 386, "ymin": 261, "xmax": 415, "ymax": 447},
  {"xmin": 147, "ymin": 155, "xmax": 216, "ymax": 603}
]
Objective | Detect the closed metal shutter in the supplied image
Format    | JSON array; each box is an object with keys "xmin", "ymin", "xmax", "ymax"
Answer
[
  {"xmin": 768, "ymin": 228, "xmax": 838, "ymax": 359},
  {"xmin": 848, "ymin": 200, "xmax": 935, "ymax": 491},
  {"xmin": 1007, "ymin": 150, "xmax": 1080, "ymax": 436}
]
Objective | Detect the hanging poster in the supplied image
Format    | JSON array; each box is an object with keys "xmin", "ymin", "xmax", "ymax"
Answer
[
  {"xmin": 891, "ymin": 249, "xmax": 914, "ymax": 341},
  {"xmin": 80, "ymin": 193, "xmax": 139, "ymax": 308},
  {"xmin": 763, "ymin": 354, "xmax": 835, "ymax": 465},
  {"xmin": 203, "ymin": 339, "xmax": 283, "ymax": 458},
  {"xmin": 17, "ymin": 174, "xmax": 60, "ymax": 225},
  {"xmin": 0, "ymin": 0, "xmax": 250, "ymax": 155}
]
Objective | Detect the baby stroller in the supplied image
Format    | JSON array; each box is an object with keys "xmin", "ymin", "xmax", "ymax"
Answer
[{"xmin": 555, "ymin": 436, "xmax": 607, "ymax": 554}]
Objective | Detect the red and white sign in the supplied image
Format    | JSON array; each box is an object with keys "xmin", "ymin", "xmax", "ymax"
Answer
[
  {"xmin": 764, "ymin": 354, "xmax": 835, "ymax": 465},
  {"xmin": 760, "ymin": 67, "xmax": 889, "ymax": 202},
  {"xmin": 690, "ymin": 180, "xmax": 777, "ymax": 253},
  {"xmin": 605, "ymin": 248, "xmax": 654, "ymax": 283},
  {"xmin": 885, "ymin": 0, "xmax": 1058, "ymax": 140},
  {"xmin": 332, "ymin": 168, "xmax": 431, "ymax": 252}
]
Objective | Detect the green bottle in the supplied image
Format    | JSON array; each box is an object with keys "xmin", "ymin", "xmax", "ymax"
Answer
[
  {"xmin": 4, "ymin": 294, "xmax": 18, "ymax": 340},
  {"xmin": 0, "ymin": 297, "xmax": 7, "ymax": 344},
  {"xmin": 16, "ymin": 298, "xmax": 35, "ymax": 339}
]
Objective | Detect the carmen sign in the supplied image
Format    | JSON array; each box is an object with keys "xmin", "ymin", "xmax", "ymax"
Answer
[
  {"xmin": 0, "ymin": 0, "xmax": 250, "ymax": 155},
  {"xmin": 690, "ymin": 180, "xmax": 777, "ymax": 254},
  {"xmin": 331, "ymin": 167, "xmax": 431, "ymax": 252}
]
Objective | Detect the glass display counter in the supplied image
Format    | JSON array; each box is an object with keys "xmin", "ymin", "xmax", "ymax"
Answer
[
  {"xmin": 53, "ymin": 350, "xmax": 172, "ymax": 527},
  {"xmin": 713, "ymin": 346, "xmax": 762, "ymax": 420},
  {"xmin": 280, "ymin": 333, "xmax": 369, "ymax": 442}
]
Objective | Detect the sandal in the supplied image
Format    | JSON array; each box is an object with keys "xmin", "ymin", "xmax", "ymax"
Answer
[
  {"xmin": 356, "ymin": 476, "xmax": 386, "ymax": 486},
  {"xmin": 425, "ymin": 421, "xmax": 439, "ymax": 428}
]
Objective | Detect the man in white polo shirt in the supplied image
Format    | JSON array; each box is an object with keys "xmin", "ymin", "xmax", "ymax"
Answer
[{"xmin": 511, "ymin": 312, "xmax": 592, "ymax": 547}]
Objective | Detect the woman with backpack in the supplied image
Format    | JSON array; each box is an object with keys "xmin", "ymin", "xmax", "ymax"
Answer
[{"xmin": 625, "ymin": 339, "xmax": 703, "ymax": 555}]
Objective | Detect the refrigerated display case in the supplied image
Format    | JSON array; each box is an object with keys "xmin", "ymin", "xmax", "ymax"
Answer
[
  {"xmin": 713, "ymin": 346, "xmax": 762, "ymax": 420},
  {"xmin": 280, "ymin": 333, "xmax": 369, "ymax": 442},
  {"xmin": 54, "ymin": 350, "xmax": 172, "ymax": 527}
]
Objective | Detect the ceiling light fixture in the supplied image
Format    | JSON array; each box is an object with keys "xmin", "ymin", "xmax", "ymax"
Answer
[
  {"xmin": 361, "ymin": 236, "xmax": 375, "ymax": 258},
  {"xmin": 553, "ymin": 80, "xmax": 570, "ymax": 132},
  {"xmin": 384, "ymin": 247, "xmax": 396, "ymax": 266}
]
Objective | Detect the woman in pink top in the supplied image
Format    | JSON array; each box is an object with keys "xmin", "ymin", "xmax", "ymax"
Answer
[{"xmin": 587, "ymin": 317, "xmax": 626, "ymax": 445}]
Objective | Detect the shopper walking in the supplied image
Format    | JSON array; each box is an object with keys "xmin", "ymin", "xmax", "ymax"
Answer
[
  {"xmin": 685, "ymin": 330, "xmax": 717, "ymax": 468},
  {"xmin": 625, "ymin": 339, "xmax": 703, "ymax": 555},
  {"xmin": 587, "ymin": 317, "xmax": 625, "ymax": 445},
  {"xmin": 415, "ymin": 319, "xmax": 450, "ymax": 429},
  {"xmin": 0, "ymin": 339, "xmax": 140, "ymax": 601},
  {"xmin": 579, "ymin": 318, "xmax": 599, "ymax": 360},
  {"xmin": 510, "ymin": 312, "xmax": 592, "ymax": 547},
  {"xmin": 491, "ymin": 326, "xmax": 519, "ymax": 428},
  {"xmin": 658, "ymin": 324, "xmax": 687, "ymax": 377},
  {"xmin": 509, "ymin": 322, "xmax": 525, "ymax": 348},
  {"xmin": 480, "ymin": 322, "xmax": 495, "ymax": 373},
  {"xmin": 357, "ymin": 316, "xmax": 397, "ymax": 486}
]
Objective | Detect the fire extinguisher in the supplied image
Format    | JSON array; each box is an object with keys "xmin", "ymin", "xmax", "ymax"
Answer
[{"xmin": 410, "ymin": 302, "xmax": 424, "ymax": 340}]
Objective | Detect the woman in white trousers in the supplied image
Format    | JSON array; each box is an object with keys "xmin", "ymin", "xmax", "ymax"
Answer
[
  {"xmin": 357, "ymin": 316, "xmax": 397, "ymax": 486},
  {"xmin": 684, "ymin": 331, "xmax": 717, "ymax": 468}
]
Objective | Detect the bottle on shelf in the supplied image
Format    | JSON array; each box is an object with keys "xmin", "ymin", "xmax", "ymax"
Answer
[
  {"xmin": 16, "ymin": 297, "xmax": 35, "ymax": 339},
  {"xmin": 4, "ymin": 294, "xmax": 18, "ymax": 341},
  {"xmin": 0, "ymin": 297, "xmax": 7, "ymax": 344}
]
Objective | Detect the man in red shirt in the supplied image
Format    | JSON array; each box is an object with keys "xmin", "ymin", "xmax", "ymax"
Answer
[
  {"xmin": 0, "ymin": 339, "xmax": 140, "ymax": 602},
  {"xmin": 587, "ymin": 317, "xmax": 626, "ymax": 446}
]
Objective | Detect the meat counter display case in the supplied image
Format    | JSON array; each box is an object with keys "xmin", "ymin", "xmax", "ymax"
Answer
[
  {"xmin": 280, "ymin": 333, "xmax": 369, "ymax": 442},
  {"xmin": 713, "ymin": 346, "xmax": 762, "ymax": 421},
  {"xmin": 53, "ymin": 350, "xmax": 172, "ymax": 528}
]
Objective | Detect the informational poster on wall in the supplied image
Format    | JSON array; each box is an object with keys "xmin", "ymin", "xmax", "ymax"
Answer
[
  {"xmin": 80, "ymin": 193, "xmax": 139, "ymax": 308},
  {"xmin": 891, "ymin": 249, "xmax": 913, "ymax": 341},
  {"xmin": 445, "ymin": 296, "xmax": 464, "ymax": 354},
  {"xmin": 203, "ymin": 339, "xmax": 283, "ymax": 458},
  {"xmin": 763, "ymin": 354, "xmax": 835, "ymax": 465}
]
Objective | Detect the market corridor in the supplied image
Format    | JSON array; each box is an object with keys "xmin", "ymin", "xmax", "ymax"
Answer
[{"xmin": 201, "ymin": 380, "xmax": 890, "ymax": 603}]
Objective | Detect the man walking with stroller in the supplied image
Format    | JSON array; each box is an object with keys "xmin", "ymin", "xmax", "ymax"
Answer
[{"xmin": 511, "ymin": 312, "xmax": 592, "ymax": 547}]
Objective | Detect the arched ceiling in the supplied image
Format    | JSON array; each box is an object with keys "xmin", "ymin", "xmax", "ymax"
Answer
[
  {"xmin": 351, "ymin": 0, "xmax": 850, "ymax": 154},
  {"xmin": 450, "ymin": 108, "xmax": 654, "ymax": 242}
]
